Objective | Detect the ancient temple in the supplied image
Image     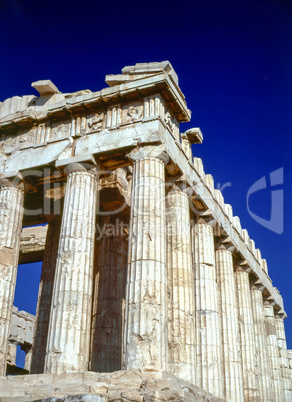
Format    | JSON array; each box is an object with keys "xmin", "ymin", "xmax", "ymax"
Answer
[{"xmin": 0, "ymin": 62, "xmax": 291, "ymax": 401}]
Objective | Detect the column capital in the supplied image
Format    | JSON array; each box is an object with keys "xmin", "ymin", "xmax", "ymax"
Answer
[
  {"xmin": 216, "ymin": 236, "xmax": 235, "ymax": 253},
  {"xmin": 127, "ymin": 144, "xmax": 169, "ymax": 165},
  {"xmin": 193, "ymin": 210, "xmax": 216, "ymax": 225},
  {"xmin": 64, "ymin": 162, "xmax": 97, "ymax": 175},
  {"xmin": 250, "ymin": 278, "xmax": 265, "ymax": 292},
  {"xmin": 0, "ymin": 170, "xmax": 24, "ymax": 192},
  {"xmin": 274, "ymin": 309, "xmax": 286, "ymax": 319},
  {"xmin": 166, "ymin": 174, "xmax": 194, "ymax": 196},
  {"xmin": 56, "ymin": 154, "xmax": 98, "ymax": 175},
  {"xmin": 193, "ymin": 214, "xmax": 222, "ymax": 237},
  {"xmin": 234, "ymin": 258, "xmax": 252, "ymax": 274},
  {"xmin": 263, "ymin": 295, "xmax": 277, "ymax": 308},
  {"xmin": 192, "ymin": 209, "xmax": 222, "ymax": 237}
]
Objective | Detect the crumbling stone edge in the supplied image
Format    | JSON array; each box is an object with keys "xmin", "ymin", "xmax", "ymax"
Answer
[{"xmin": 0, "ymin": 369, "xmax": 225, "ymax": 401}]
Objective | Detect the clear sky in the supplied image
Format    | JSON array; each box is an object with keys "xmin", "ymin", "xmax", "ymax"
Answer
[{"xmin": 2, "ymin": 0, "xmax": 292, "ymax": 354}]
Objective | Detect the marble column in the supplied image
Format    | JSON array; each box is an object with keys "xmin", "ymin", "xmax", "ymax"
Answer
[
  {"xmin": 91, "ymin": 213, "xmax": 128, "ymax": 372},
  {"xmin": 0, "ymin": 177, "xmax": 24, "ymax": 376},
  {"xmin": 287, "ymin": 350, "xmax": 292, "ymax": 388},
  {"xmin": 192, "ymin": 218, "xmax": 223, "ymax": 398},
  {"xmin": 123, "ymin": 145, "xmax": 168, "ymax": 370},
  {"xmin": 166, "ymin": 183, "xmax": 195, "ymax": 383},
  {"xmin": 216, "ymin": 242, "xmax": 244, "ymax": 402},
  {"xmin": 275, "ymin": 315, "xmax": 292, "ymax": 401},
  {"xmin": 22, "ymin": 344, "xmax": 32, "ymax": 371},
  {"xmin": 45, "ymin": 163, "xmax": 97, "ymax": 373},
  {"xmin": 250, "ymin": 283, "xmax": 273, "ymax": 401},
  {"xmin": 235, "ymin": 264, "xmax": 259, "ymax": 401},
  {"xmin": 30, "ymin": 216, "xmax": 61, "ymax": 374},
  {"xmin": 6, "ymin": 342, "xmax": 17, "ymax": 366},
  {"xmin": 264, "ymin": 302, "xmax": 284, "ymax": 401}
]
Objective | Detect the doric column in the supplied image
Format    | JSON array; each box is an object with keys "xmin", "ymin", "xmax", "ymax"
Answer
[
  {"xmin": 275, "ymin": 315, "xmax": 292, "ymax": 401},
  {"xmin": 216, "ymin": 240, "xmax": 244, "ymax": 402},
  {"xmin": 45, "ymin": 162, "xmax": 98, "ymax": 373},
  {"xmin": 30, "ymin": 216, "xmax": 61, "ymax": 374},
  {"xmin": 90, "ymin": 213, "xmax": 128, "ymax": 372},
  {"xmin": 235, "ymin": 262, "xmax": 260, "ymax": 401},
  {"xmin": 250, "ymin": 283, "xmax": 273, "ymax": 401},
  {"xmin": 123, "ymin": 145, "xmax": 168, "ymax": 370},
  {"xmin": 22, "ymin": 344, "xmax": 32, "ymax": 371},
  {"xmin": 264, "ymin": 302, "xmax": 284, "ymax": 401},
  {"xmin": 287, "ymin": 350, "xmax": 292, "ymax": 390},
  {"xmin": 166, "ymin": 182, "xmax": 195, "ymax": 383},
  {"xmin": 192, "ymin": 217, "xmax": 224, "ymax": 398},
  {"xmin": 0, "ymin": 175, "xmax": 24, "ymax": 376},
  {"xmin": 7, "ymin": 341, "xmax": 17, "ymax": 366}
]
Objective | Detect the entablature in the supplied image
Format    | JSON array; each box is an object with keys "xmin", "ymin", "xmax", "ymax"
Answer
[{"xmin": 0, "ymin": 66, "xmax": 190, "ymax": 134}]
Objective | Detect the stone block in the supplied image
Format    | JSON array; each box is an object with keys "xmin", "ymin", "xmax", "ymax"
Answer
[{"xmin": 0, "ymin": 370, "xmax": 224, "ymax": 401}]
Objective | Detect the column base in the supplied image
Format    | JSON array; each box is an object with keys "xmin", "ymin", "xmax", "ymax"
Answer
[{"xmin": 0, "ymin": 369, "xmax": 224, "ymax": 401}]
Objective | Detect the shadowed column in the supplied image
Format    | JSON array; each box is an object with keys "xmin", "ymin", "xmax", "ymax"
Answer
[
  {"xmin": 90, "ymin": 214, "xmax": 128, "ymax": 372},
  {"xmin": 30, "ymin": 216, "xmax": 61, "ymax": 374}
]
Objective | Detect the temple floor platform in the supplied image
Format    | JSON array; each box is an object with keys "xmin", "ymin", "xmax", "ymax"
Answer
[{"xmin": 0, "ymin": 369, "xmax": 223, "ymax": 401}]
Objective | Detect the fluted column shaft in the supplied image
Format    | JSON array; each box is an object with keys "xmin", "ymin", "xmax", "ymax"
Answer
[
  {"xmin": 91, "ymin": 214, "xmax": 128, "ymax": 372},
  {"xmin": 275, "ymin": 316, "xmax": 292, "ymax": 401},
  {"xmin": 250, "ymin": 286, "xmax": 273, "ymax": 401},
  {"xmin": 23, "ymin": 345, "xmax": 32, "ymax": 371},
  {"xmin": 216, "ymin": 247, "xmax": 244, "ymax": 402},
  {"xmin": 45, "ymin": 164, "xmax": 97, "ymax": 373},
  {"xmin": 287, "ymin": 350, "xmax": 292, "ymax": 390},
  {"xmin": 31, "ymin": 216, "xmax": 61, "ymax": 374},
  {"xmin": 0, "ymin": 181, "xmax": 24, "ymax": 376},
  {"xmin": 123, "ymin": 151, "xmax": 168, "ymax": 370},
  {"xmin": 192, "ymin": 221, "xmax": 223, "ymax": 398},
  {"xmin": 235, "ymin": 268, "xmax": 259, "ymax": 401},
  {"xmin": 264, "ymin": 303, "xmax": 284, "ymax": 401},
  {"xmin": 166, "ymin": 186, "xmax": 195, "ymax": 383},
  {"xmin": 7, "ymin": 342, "xmax": 17, "ymax": 366}
]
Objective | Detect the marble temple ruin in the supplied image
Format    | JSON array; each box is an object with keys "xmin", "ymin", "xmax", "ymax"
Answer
[{"xmin": 0, "ymin": 61, "xmax": 291, "ymax": 401}]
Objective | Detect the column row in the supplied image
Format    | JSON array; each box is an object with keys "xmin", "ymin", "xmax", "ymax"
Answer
[{"xmin": 0, "ymin": 147, "xmax": 289, "ymax": 402}]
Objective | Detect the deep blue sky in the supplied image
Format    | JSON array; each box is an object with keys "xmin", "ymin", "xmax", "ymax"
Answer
[{"xmin": 2, "ymin": 0, "xmax": 292, "ymax": 351}]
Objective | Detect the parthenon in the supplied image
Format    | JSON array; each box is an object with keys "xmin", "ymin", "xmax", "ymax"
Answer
[{"xmin": 0, "ymin": 61, "xmax": 291, "ymax": 401}]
